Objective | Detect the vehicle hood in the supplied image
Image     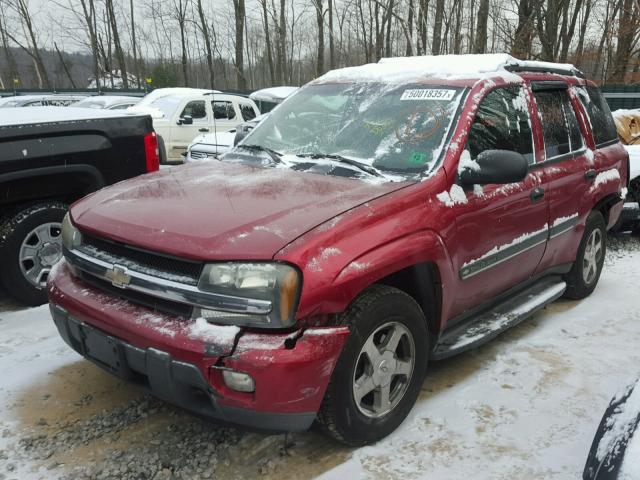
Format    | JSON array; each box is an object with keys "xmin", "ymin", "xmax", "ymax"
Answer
[{"xmin": 70, "ymin": 161, "xmax": 413, "ymax": 260}]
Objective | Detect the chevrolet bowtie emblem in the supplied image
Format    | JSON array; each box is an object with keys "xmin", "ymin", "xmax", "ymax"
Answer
[{"xmin": 105, "ymin": 265, "xmax": 131, "ymax": 288}]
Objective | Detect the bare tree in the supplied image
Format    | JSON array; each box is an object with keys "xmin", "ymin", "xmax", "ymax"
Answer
[
  {"xmin": 432, "ymin": 0, "xmax": 445, "ymax": 54},
  {"xmin": 105, "ymin": 0, "xmax": 128, "ymax": 88},
  {"xmin": 233, "ymin": 0, "xmax": 247, "ymax": 89},
  {"xmin": 473, "ymin": 0, "xmax": 490, "ymax": 53}
]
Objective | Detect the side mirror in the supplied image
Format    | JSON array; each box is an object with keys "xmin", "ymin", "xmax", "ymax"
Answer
[
  {"xmin": 233, "ymin": 124, "xmax": 254, "ymax": 146},
  {"xmin": 459, "ymin": 150, "xmax": 528, "ymax": 185},
  {"xmin": 178, "ymin": 115, "xmax": 193, "ymax": 125}
]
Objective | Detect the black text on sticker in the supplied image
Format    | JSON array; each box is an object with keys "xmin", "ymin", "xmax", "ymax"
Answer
[{"xmin": 400, "ymin": 89, "xmax": 456, "ymax": 101}]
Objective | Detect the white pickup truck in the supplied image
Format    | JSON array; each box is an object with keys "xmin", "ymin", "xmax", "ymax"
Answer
[{"xmin": 128, "ymin": 89, "xmax": 260, "ymax": 163}]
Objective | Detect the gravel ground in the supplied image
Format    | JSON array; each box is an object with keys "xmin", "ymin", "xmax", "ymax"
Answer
[{"xmin": 0, "ymin": 233, "xmax": 639, "ymax": 480}]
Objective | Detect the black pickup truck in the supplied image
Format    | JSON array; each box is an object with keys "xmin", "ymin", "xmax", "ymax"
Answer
[{"xmin": 0, "ymin": 107, "xmax": 159, "ymax": 305}]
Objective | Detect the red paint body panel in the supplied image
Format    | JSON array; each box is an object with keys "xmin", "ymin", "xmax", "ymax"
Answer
[
  {"xmin": 50, "ymin": 68, "xmax": 628, "ymax": 427},
  {"xmin": 70, "ymin": 161, "xmax": 411, "ymax": 261},
  {"xmin": 48, "ymin": 261, "xmax": 348, "ymax": 414}
]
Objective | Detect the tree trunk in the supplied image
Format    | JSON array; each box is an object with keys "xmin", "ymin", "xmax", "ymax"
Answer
[
  {"xmin": 511, "ymin": 0, "xmax": 534, "ymax": 58},
  {"xmin": 559, "ymin": 0, "xmax": 584, "ymax": 62},
  {"xmin": 54, "ymin": 42, "xmax": 77, "ymax": 88},
  {"xmin": 197, "ymin": 0, "xmax": 215, "ymax": 89},
  {"xmin": 233, "ymin": 0, "xmax": 247, "ymax": 89},
  {"xmin": 260, "ymin": 0, "xmax": 275, "ymax": 84},
  {"xmin": 15, "ymin": 0, "xmax": 50, "ymax": 88},
  {"xmin": 432, "ymin": 0, "xmax": 445, "ymax": 55},
  {"xmin": 105, "ymin": 0, "xmax": 128, "ymax": 88},
  {"xmin": 313, "ymin": 0, "xmax": 324, "ymax": 76},
  {"xmin": 328, "ymin": 0, "xmax": 335, "ymax": 68},
  {"xmin": 130, "ymin": 0, "xmax": 140, "ymax": 88},
  {"xmin": 574, "ymin": 0, "xmax": 593, "ymax": 68},
  {"xmin": 473, "ymin": 0, "xmax": 489, "ymax": 53},
  {"xmin": 406, "ymin": 0, "xmax": 414, "ymax": 56},
  {"xmin": 609, "ymin": 0, "xmax": 637, "ymax": 82}
]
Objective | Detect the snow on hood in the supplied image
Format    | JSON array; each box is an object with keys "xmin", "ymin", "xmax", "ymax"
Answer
[
  {"xmin": 315, "ymin": 53, "xmax": 578, "ymax": 84},
  {"xmin": 191, "ymin": 131, "xmax": 236, "ymax": 148},
  {"xmin": 70, "ymin": 161, "xmax": 412, "ymax": 261},
  {"xmin": 0, "ymin": 106, "xmax": 145, "ymax": 127},
  {"xmin": 624, "ymin": 145, "xmax": 640, "ymax": 180}
]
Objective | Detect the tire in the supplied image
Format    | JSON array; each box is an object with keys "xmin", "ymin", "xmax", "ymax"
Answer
[
  {"xmin": 157, "ymin": 134, "xmax": 168, "ymax": 165},
  {"xmin": 317, "ymin": 285, "xmax": 429, "ymax": 446},
  {"xmin": 563, "ymin": 210, "xmax": 606, "ymax": 300},
  {"xmin": 0, "ymin": 202, "xmax": 67, "ymax": 306}
]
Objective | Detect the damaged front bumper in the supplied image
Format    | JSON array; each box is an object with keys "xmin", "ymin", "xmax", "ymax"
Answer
[{"xmin": 48, "ymin": 261, "xmax": 349, "ymax": 433}]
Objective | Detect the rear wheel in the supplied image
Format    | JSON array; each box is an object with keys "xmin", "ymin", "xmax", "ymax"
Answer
[
  {"xmin": 0, "ymin": 202, "xmax": 67, "ymax": 306},
  {"xmin": 563, "ymin": 211, "xmax": 606, "ymax": 300},
  {"xmin": 317, "ymin": 285, "xmax": 429, "ymax": 446}
]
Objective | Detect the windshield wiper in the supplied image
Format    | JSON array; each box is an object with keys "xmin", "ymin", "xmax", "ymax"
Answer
[
  {"xmin": 296, "ymin": 153, "xmax": 383, "ymax": 177},
  {"xmin": 236, "ymin": 144, "xmax": 283, "ymax": 164}
]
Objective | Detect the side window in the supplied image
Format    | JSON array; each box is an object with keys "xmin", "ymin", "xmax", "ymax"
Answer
[
  {"xmin": 212, "ymin": 101, "xmax": 236, "ymax": 120},
  {"xmin": 534, "ymin": 89, "xmax": 584, "ymax": 159},
  {"xmin": 467, "ymin": 86, "xmax": 534, "ymax": 164},
  {"xmin": 577, "ymin": 86, "xmax": 618, "ymax": 146},
  {"xmin": 180, "ymin": 100, "xmax": 207, "ymax": 120},
  {"xmin": 240, "ymin": 103, "xmax": 257, "ymax": 121}
]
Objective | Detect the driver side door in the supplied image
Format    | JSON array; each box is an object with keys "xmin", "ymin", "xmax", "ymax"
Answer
[{"xmin": 449, "ymin": 85, "xmax": 550, "ymax": 316}]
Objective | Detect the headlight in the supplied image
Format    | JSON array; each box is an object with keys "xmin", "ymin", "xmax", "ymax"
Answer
[
  {"xmin": 61, "ymin": 213, "xmax": 82, "ymax": 250},
  {"xmin": 196, "ymin": 263, "xmax": 301, "ymax": 328}
]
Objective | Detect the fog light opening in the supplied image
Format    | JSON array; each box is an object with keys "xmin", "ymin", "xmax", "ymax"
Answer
[{"xmin": 222, "ymin": 369, "xmax": 255, "ymax": 393}]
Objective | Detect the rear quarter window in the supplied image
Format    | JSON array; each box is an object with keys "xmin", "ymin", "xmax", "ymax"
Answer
[{"xmin": 578, "ymin": 86, "xmax": 618, "ymax": 146}]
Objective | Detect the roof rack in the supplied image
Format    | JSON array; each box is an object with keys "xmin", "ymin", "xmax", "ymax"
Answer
[{"xmin": 505, "ymin": 64, "xmax": 585, "ymax": 79}]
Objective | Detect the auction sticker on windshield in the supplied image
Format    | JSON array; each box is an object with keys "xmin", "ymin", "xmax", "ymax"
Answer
[{"xmin": 400, "ymin": 89, "xmax": 456, "ymax": 101}]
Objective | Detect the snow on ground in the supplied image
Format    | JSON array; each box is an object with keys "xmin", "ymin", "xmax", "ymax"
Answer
[{"xmin": 0, "ymin": 236, "xmax": 639, "ymax": 479}]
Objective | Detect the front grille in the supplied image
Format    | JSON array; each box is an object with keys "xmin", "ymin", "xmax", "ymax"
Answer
[
  {"xmin": 80, "ymin": 234, "xmax": 203, "ymax": 285},
  {"xmin": 79, "ymin": 271, "xmax": 194, "ymax": 318}
]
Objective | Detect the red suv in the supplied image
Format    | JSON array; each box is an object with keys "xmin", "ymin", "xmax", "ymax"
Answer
[{"xmin": 48, "ymin": 55, "xmax": 627, "ymax": 446}]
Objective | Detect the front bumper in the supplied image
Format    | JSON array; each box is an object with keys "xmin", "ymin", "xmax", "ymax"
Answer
[{"xmin": 48, "ymin": 261, "xmax": 349, "ymax": 433}]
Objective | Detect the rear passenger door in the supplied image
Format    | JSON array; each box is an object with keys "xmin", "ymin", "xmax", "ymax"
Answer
[
  {"xmin": 531, "ymin": 82, "xmax": 591, "ymax": 272},
  {"xmin": 211, "ymin": 100, "xmax": 238, "ymax": 133}
]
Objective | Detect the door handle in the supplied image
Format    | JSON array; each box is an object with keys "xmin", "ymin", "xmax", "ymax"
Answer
[
  {"xmin": 530, "ymin": 187, "xmax": 545, "ymax": 203},
  {"xmin": 199, "ymin": 128, "xmax": 210, "ymax": 133},
  {"xmin": 585, "ymin": 169, "xmax": 597, "ymax": 181}
]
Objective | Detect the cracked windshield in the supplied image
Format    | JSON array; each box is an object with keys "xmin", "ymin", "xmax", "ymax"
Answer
[{"xmin": 230, "ymin": 83, "xmax": 464, "ymax": 178}]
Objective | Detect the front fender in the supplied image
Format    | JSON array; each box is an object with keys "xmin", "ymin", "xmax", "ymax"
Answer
[{"xmin": 297, "ymin": 228, "xmax": 455, "ymax": 331}]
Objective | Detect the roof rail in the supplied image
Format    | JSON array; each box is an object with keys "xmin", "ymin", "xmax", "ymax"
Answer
[{"xmin": 505, "ymin": 64, "xmax": 585, "ymax": 79}]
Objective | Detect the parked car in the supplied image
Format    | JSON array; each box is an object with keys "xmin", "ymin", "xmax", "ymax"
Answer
[
  {"xmin": 129, "ymin": 89, "xmax": 259, "ymax": 163},
  {"xmin": 185, "ymin": 113, "xmax": 269, "ymax": 162},
  {"xmin": 612, "ymin": 109, "xmax": 640, "ymax": 233},
  {"xmin": 49, "ymin": 54, "xmax": 627, "ymax": 445},
  {"xmin": 73, "ymin": 95, "xmax": 140, "ymax": 110},
  {"xmin": 0, "ymin": 94, "xmax": 87, "ymax": 108},
  {"xmin": 249, "ymin": 86, "xmax": 298, "ymax": 113},
  {"xmin": 583, "ymin": 378, "xmax": 640, "ymax": 479},
  {"xmin": 0, "ymin": 107, "xmax": 159, "ymax": 306}
]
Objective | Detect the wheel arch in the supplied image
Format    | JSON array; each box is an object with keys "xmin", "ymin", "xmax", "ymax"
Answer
[
  {"xmin": 0, "ymin": 166, "xmax": 104, "ymax": 212},
  {"xmin": 330, "ymin": 229, "xmax": 454, "ymax": 335}
]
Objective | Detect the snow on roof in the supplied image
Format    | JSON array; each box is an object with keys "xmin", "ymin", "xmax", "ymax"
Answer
[
  {"xmin": 315, "ymin": 53, "xmax": 579, "ymax": 84},
  {"xmin": 136, "ymin": 88, "xmax": 220, "ymax": 108},
  {"xmin": 249, "ymin": 86, "xmax": 298, "ymax": 102},
  {"xmin": 0, "ymin": 106, "xmax": 144, "ymax": 127}
]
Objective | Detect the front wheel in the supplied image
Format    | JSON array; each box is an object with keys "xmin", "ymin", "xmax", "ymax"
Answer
[
  {"xmin": 0, "ymin": 202, "xmax": 67, "ymax": 305},
  {"xmin": 563, "ymin": 210, "xmax": 606, "ymax": 300},
  {"xmin": 317, "ymin": 285, "xmax": 429, "ymax": 446}
]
